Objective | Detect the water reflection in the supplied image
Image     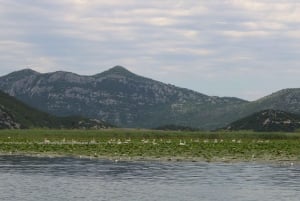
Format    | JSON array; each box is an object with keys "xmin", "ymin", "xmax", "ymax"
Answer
[{"xmin": 0, "ymin": 156, "xmax": 299, "ymax": 201}]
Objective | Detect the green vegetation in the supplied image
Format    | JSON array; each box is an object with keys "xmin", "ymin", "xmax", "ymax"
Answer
[
  {"xmin": 1, "ymin": 129, "xmax": 300, "ymax": 162},
  {"xmin": 0, "ymin": 91, "xmax": 112, "ymax": 129}
]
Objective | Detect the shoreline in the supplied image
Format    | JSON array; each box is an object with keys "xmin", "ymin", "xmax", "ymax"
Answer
[{"xmin": 0, "ymin": 152, "xmax": 298, "ymax": 165}]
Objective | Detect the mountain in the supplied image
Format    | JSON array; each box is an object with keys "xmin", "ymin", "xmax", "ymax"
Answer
[
  {"xmin": 0, "ymin": 91, "xmax": 112, "ymax": 129},
  {"xmin": 245, "ymin": 88, "xmax": 300, "ymax": 113},
  {"xmin": 228, "ymin": 88, "xmax": 300, "ymax": 121},
  {"xmin": 0, "ymin": 66, "xmax": 247, "ymax": 129},
  {"xmin": 224, "ymin": 109, "xmax": 300, "ymax": 132}
]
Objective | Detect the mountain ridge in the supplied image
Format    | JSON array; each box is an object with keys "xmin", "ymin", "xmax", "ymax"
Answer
[
  {"xmin": 235, "ymin": 88, "xmax": 300, "ymax": 119},
  {"xmin": 0, "ymin": 66, "xmax": 248, "ymax": 129},
  {"xmin": 1, "ymin": 66, "xmax": 299, "ymax": 130}
]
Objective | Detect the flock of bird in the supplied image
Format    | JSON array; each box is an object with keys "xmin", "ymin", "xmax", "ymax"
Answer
[{"xmin": 41, "ymin": 138, "xmax": 271, "ymax": 145}]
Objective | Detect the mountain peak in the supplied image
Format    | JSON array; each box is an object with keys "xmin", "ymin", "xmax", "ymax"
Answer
[
  {"xmin": 107, "ymin": 66, "xmax": 132, "ymax": 74},
  {"xmin": 13, "ymin": 68, "xmax": 39, "ymax": 75},
  {"xmin": 2, "ymin": 68, "xmax": 39, "ymax": 80},
  {"xmin": 94, "ymin": 66, "xmax": 136, "ymax": 78}
]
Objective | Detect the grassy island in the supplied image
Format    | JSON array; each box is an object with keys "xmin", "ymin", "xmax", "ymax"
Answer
[{"xmin": 0, "ymin": 129, "xmax": 300, "ymax": 162}]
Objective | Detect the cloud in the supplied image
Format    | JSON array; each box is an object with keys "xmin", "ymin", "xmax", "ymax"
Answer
[
  {"xmin": 221, "ymin": 30, "xmax": 270, "ymax": 38},
  {"xmin": 0, "ymin": 0, "xmax": 300, "ymax": 100},
  {"xmin": 230, "ymin": 0, "xmax": 300, "ymax": 23},
  {"xmin": 0, "ymin": 40, "xmax": 58, "ymax": 74},
  {"xmin": 242, "ymin": 21, "xmax": 286, "ymax": 30},
  {"xmin": 286, "ymin": 31, "xmax": 300, "ymax": 39}
]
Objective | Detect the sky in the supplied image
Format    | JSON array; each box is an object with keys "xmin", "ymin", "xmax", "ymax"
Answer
[{"xmin": 0, "ymin": 0, "xmax": 300, "ymax": 101}]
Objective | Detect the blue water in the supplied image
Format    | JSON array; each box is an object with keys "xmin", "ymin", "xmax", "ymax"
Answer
[{"xmin": 0, "ymin": 156, "xmax": 299, "ymax": 201}]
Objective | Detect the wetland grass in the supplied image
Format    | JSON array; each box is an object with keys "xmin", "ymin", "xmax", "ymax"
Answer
[{"xmin": 0, "ymin": 129, "xmax": 300, "ymax": 162}]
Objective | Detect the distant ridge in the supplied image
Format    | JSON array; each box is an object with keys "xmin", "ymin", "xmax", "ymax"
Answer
[
  {"xmin": 250, "ymin": 88, "xmax": 300, "ymax": 114},
  {"xmin": 0, "ymin": 66, "xmax": 247, "ymax": 129},
  {"xmin": 1, "ymin": 66, "xmax": 300, "ymax": 130},
  {"xmin": 232, "ymin": 88, "xmax": 300, "ymax": 122},
  {"xmin": 224, "ymin": 109, "xmax": 300, "ymax": 132}
]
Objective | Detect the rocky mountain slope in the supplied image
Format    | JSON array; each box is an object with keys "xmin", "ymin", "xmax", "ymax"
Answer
[
  {"xmin": 229, "ymin": 88, "xmax": 300, "ymax": 121},
  {"xmin": 0, "ymin": 105, "xmax": 21, "ymax": 129},
  {"xmin": 246, "ymin": 88, "xmax": 300, "ymax": 113},
  {"xmin": 224, "ymin": 109, "xmax": 300, "ymax": 132},
  {"xmin": 0, "ymin": 66, "xmax": 247, "ymax": 129},
  {"xmin": 0, "ymin": 91, "xmax": 112, "ymax": 129}
]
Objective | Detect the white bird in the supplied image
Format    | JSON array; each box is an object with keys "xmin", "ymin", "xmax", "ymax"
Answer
[
  {"xmin": 124, "ymin": 138, "xmax": 131, "ymax": 144},
  {"xmin": 142, "ymin": 139, "xmax": 149, "ymax": 144},
  {"xmin": 44, "ymin": 138, "xmax": 50, "ymax": 144},
  {"xmin": 179, "ymin": 140, "xmax": 186, "ymax": 146}
]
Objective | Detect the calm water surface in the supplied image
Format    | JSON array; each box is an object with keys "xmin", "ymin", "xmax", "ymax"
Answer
[{"xmin": 0, "ymin": 156, "xmax": 299, "ymax": 201}]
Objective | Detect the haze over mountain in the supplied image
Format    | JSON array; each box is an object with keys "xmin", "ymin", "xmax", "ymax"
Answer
[
  {"xmin": 0, "ymin": 66, "xmax": 247, "ymax": 129},
  {"xmin": 0, "ymin": 91, "xmax": 111, "ymax": 129}
]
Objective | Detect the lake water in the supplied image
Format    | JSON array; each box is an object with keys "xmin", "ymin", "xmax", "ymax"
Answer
[{"xmin": 0, "ymin": 156, "xmax": 299, "ymax": 201}]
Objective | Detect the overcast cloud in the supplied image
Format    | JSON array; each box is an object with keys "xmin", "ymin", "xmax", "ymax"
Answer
[{"xmin": 0, "ymin": 0, "xmax": 300, "ymax": 100}]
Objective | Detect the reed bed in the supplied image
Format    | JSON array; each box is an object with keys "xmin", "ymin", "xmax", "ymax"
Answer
[{"xmin": 0, "ymin": 129, "xmax": 300, "ymax": 162}]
